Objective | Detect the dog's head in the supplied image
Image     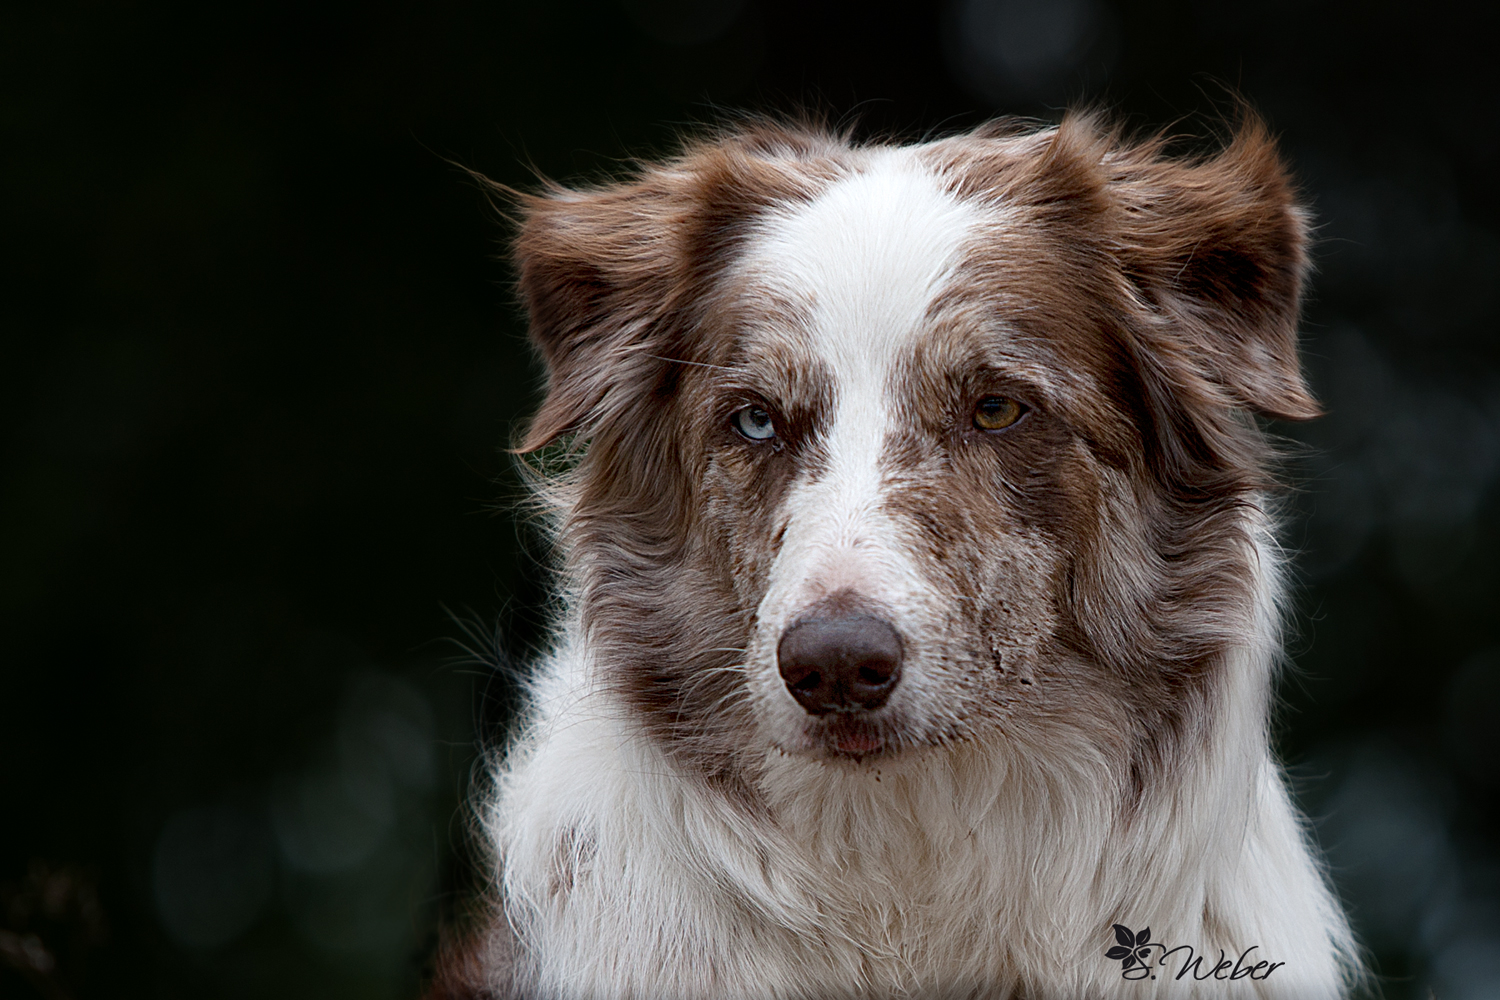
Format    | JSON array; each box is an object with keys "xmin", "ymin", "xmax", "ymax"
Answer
[{"xmin": 511, "ymin": 114, "xmax": 1314, "ymax": 789}]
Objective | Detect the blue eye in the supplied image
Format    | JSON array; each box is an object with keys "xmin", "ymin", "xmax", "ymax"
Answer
[{"xmin": 733, "ymin": 405, "xmax": 776, "ymax": 441}]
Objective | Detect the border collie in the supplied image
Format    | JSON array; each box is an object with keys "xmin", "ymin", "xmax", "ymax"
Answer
[{"xmin": 435, "ymin": 112, "xmax": 1361, "ymax": 999}]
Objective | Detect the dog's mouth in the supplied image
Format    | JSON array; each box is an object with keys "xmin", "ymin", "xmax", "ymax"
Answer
[
  {"xmin": 808, "ymin": 714, "xmax": 895, "ymax": 759},
  {"xmin": 827, "ymin": 716, "xmax": 882, "ymax": 755}
]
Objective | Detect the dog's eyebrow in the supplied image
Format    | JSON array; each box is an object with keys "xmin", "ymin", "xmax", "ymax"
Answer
[{"xmin": 645, "ymin": 354, "xmax": 735, "ymax": 372}]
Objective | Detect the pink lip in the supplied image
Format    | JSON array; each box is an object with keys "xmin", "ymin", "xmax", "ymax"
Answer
[{"xmin": 830, "ymin": 724, "xmax": 882, "ymax": 755}]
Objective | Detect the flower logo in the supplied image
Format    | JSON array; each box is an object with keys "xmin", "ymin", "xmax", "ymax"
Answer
[{"xmin": 1106, "ymin": 924, "xmax": 1158, "ymax": 976}]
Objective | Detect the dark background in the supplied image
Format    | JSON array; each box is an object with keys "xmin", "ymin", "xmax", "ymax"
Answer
[{"xmin": 3, "ymin": 0, "xmax": 1497, "ymax": 997}]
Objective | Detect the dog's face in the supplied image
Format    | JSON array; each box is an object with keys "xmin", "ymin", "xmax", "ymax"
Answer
[
  {"xmin": 513, "ymin": 117, "xmax": 1316, "ymax": 786},
  {"xmin": 707, "ymin": 156, "xmax": 1099, "ymax": 760}
]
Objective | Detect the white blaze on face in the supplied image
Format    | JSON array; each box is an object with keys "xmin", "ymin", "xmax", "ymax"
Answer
[{"xmin": 737, "ymin": 150, "xmax": 982, "ymax": 693}]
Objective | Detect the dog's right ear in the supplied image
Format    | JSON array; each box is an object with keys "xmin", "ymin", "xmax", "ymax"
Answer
[
  {"xmin": 512, "ymin": 174, "xmax": 691, "ymax": 453},
  {"xmin": 512, "ymin": 126, "xmax": 834, "ymax": 454}
]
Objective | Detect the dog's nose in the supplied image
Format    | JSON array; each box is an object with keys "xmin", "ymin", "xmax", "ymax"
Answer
[{"xmin": 777, "ymin": 614, "xmax": 903, "ymax": 715}]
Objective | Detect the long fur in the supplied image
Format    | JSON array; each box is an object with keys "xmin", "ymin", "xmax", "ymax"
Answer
[{"xmin": 438, "ymin": 112, "xmax": 1362, "ymax": 999}]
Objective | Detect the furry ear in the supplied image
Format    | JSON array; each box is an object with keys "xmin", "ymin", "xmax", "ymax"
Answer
[
  {"xmin": 511, "ymin": 125, "xmax": 834, "ymax": 454},
  {"xmin": 1106, "ymin": 114, "xmax": 1320, "ymax": 421},
  {"xmin": 511, "ymin": 174, "xmax": 690, "ymax": 453}
]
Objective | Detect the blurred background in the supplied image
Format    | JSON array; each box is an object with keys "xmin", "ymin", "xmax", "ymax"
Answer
[{"xmin": 2, "ymin": 0, "xmax": 1496, "ymax": 997}]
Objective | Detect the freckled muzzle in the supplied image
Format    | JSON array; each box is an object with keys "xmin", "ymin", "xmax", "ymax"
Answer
[{"xmin": 776, "ymin": 613, "xmax": 904, "ymax": 715}]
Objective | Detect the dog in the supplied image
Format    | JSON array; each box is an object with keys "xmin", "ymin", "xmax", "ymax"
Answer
[{"xmin": 433, "ymin": 111, "xmax": 1362, "ymax": 999}]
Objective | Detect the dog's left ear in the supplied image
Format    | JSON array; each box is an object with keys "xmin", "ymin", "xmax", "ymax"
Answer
[{"xmin": 1107, "ymin": 115, "xmax": 1320, "ymax": 421}]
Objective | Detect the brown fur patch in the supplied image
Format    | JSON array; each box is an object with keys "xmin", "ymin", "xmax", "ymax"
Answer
[{"xmin": 423, "ymin": 921, "xmax": 522, "ymax": 1000}]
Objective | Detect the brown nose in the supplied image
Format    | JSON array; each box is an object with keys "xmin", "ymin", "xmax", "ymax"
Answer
[{"xmin": 777, "ymin": 614, "xmax": 903, "ymax": 715}]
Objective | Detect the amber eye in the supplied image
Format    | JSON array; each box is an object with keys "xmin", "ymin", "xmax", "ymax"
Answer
[{"xmin": 973, "ymin": 395, "xmax": 1025, "ymax": 431}]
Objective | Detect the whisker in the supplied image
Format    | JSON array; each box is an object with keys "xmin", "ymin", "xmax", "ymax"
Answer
[{"xmin": 644, "ymin": 354, "xmax": 735, "ymax": 372}]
